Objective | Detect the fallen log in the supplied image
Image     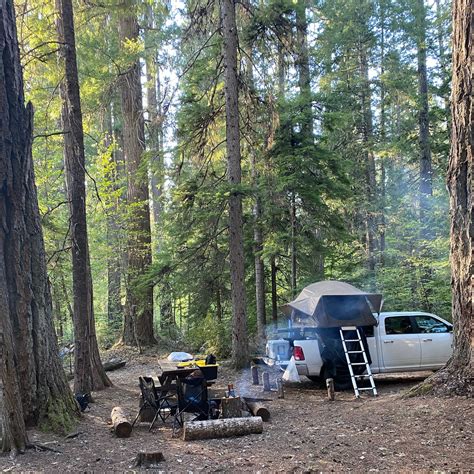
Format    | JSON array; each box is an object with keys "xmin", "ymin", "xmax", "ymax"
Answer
[
  {"xmin": 111, "ymin": 407, "xmax": 132, "ymax": 438},
  {"xmin": 245, "ymin": 401, "xmax": 270, "ymax": 422},
  {"xmin": 183, "ymin": 416, "xmax": 263, "ymax": 441},
  {"xmin": 103, "ymin": 358, "xmax": 126, "ymax": 372}
]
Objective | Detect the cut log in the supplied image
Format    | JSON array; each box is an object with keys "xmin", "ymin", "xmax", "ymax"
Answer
[
  {"xmin": 220, "ymin": 397, "xmax": 242, "ymax": 418},
  {"xmin": 133, "ymin": 452, "xmax": 164, "ymax": 467},
  {"xmin": 183, "ymin": 416, "xmax": 263, "ymax": 440},
  {"xmin": 251, "ymin": 365, "xmax": 259, "ymax": 385},
  {"xmin": 111, "ymin": 407, "xmax": 132, "ymax": 438},
  {"xmin": 262, "ymin": 371, "xmax": 271, "ymax": 391},
  {"xmin": 245, "ymin": 401, "xmax": 270, "ymax": 422},
  {"xmin": 103, "ymin": 358, "xmax": 126, "ymax": 372},
  {"xmin": 326, "ymin": 378, "xmax": 335, "ymax": 401},
  {"xmin": 277, "ymin": 378, "xmax": 284, "ymax": 399}
]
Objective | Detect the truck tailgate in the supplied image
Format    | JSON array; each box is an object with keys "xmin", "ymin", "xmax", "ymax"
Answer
[{"xmin": 293, "ymin": 339, "xmax": 323, "ymax": 376}]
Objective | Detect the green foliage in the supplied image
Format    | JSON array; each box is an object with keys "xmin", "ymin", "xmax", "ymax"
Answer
[{"xmin": 18, "ymin": 0, "xmax": 453, "ymax": 355}]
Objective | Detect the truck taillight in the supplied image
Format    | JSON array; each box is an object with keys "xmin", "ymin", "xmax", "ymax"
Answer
[{"xmin": 293, "ymin": 346, "xmax": 305, "ymax": 361}]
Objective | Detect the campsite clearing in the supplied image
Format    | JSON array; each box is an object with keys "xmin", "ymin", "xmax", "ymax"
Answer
[{"xmin": 0, "ymin": 348, "xmax": 472, "ymax": 472}]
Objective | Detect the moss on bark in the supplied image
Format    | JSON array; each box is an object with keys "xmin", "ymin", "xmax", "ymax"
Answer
[{"xmin": 38, "ymin": 396, "xmax": 79, "ymax": 434}]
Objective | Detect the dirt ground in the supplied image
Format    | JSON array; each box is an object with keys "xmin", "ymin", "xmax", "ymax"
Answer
[{"xmin": 1, "ymin": 348, "xmax": 473, "ymax": 472}]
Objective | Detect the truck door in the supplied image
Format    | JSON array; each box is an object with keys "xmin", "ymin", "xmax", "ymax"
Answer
[
  {"xmin": 413, "ymin": 315, "xmax": 453, "ymax": 368},
  {"xmin": 380, "ymin": 316, "xmax": 421, "ymax": 371}
]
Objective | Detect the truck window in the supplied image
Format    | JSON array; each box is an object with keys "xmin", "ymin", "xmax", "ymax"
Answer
[
  {"xmin": 385, "ymin": 316, "xmax": 414, "ymax": 335},
  {"xmin": 414, "ymin": 315, "xmax": 449, "ymax": 333}
]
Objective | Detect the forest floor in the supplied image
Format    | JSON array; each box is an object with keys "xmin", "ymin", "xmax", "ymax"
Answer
[{"xmin": 1, "ymin": 347, "xmax": 472, "ymax": 473}]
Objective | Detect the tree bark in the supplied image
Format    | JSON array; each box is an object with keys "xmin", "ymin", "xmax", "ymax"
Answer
[
  {"xmin": 221, "ymin": 0, "xmax": 248, "ymax": 368},
  {"xmin": 118, "ymin": 1, "xmax": 155, "ymax": 346},
  {"xmin": 0, "ymin": 0, "xmax": 79, "ymax": 453},
  {"xmin": 56, "ymin": 0, "xmax": 111, "ymax": 393}
]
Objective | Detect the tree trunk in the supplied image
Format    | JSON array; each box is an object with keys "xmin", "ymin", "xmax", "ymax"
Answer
[
  {"xmin": 295, "ymin": 0, "xmax": 312, "ymax": 143},
  {"xmin": 415, "ymin": 0, "xmax": 433, "ymax": 234},
  {"xmin": 271, "ymin": 256, "xmax": 278, "ymax": 328},
  {"xmin": 290, "ymin": 193, "xmax": 297, "ymax": 297},
  {"xmin": 379, "ymin": 0, "xmax": 387, "ymax": 264},
  {"xmin": 145, "ymin": 5, "xmax": 163, "ymax": 233},
  {"xmin": 411, "ymin": 0, "xmax": 473, "ymax": 397},
  {"xmin": 105, "ymin": 106, "xmax": 123, "ymax": 328},
  {"xmin": 242, "ymin": 18, "xmax": 267, "ymax": 351},
  {"xmin": 0, "ymin": 0, "xmax": 79, "ymax": 453},
  {"xmin": 221, "ymin": 0, "xmax": 248, "ymax": 368},
  {"xmin": 118, "ymin": 2, "xmax": 155, "ymax": 346},
  {"xmin": 435, "ymin": 0, "xmax": 451, "ymax": 134},
  {"xmin": 359, "ymin": 44, "xmax": 377, "ymax": 277},
  {"xmin": 56, "ymin": 0, "xmax": 111, "ymax": 393}
]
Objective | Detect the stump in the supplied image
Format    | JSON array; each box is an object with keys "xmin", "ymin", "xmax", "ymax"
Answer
[
  {"xmin": 262, "ymin": 371, "xmax": 271, "ymax": 392},
  {"xmin": 133, "ymin": 452, "xmax": 164, "ymax": 467},
  {"xmin": 326, "ymin": 378, "xmax": 335, "ymax": 401},
  {"xmin": 245, "ymin": 401, "xmax": 270, "ymax": 422},
  {"xmin": 251, "ymin": 365, "xmax": 259, "ymax": 385},
  {"xmin": 220, "ymin": 397, "xmax": 242, "ymax": 418},
  {"xmin": 111, "ymin": 407, "xmax": 132, "ymax": 438},
  {"xmin": 277, "ymin": 378, "xmax": 284, "ymax": 399},
  {"xmin": 183, "ymin": 416, "xmax": 263, "ymax": 440}
]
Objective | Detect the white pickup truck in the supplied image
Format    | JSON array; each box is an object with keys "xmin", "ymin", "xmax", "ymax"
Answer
[{"xmin": 265, "ymin": 311, "xmax": 453, "ymax": 385}]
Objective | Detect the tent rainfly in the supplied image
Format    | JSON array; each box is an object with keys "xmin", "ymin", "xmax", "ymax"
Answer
[{"xmin": 281, "ymin": 281, "xmax": 383, "ymax": 328}]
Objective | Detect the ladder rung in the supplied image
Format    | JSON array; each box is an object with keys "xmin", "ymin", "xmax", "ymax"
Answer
[
  {"xmin": 346, "ymin": 350, "xmax": 363, "ymax": 354},
  {"xmin": 340, "ymin": 326, "xmax": 357, "ymax": 330},
  {"xmin": 349, "ymin": 362, "xmax": 367, "ymax": 365},
  {"xmin": 344, "ymin": 339, "xmax": 361, "ymax": 342},
  {"xmin": 353, "ymin": 374, "xmax": 370, "ymax": 378},
  {"xmin": 357, "ymin": 387, "xmax": 376, "ymax": 391}
]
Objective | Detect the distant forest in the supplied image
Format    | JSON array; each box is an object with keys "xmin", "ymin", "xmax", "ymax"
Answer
[{"xmin": 18, "ymin": 0, "xmax": 451, "ymax": 357}]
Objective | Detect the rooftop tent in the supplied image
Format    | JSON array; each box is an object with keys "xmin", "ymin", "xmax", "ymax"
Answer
[{"xmin": 281, "ymin": 281, "xmax": 383, "ymax": 328}]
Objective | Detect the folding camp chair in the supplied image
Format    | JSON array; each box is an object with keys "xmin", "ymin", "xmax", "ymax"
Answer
[
  {"xmin": 132, "ymin": 376, "xmax": 176, "ymax": 431},
  {"xmin": 172, "ymin": 374, "xmax": 210, "ymax": 436}
]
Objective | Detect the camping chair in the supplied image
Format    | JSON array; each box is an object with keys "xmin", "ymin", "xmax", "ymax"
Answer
[
  {"xmin": 132, "ymin": 376, "xmax": 176, "ymax": 431},
  {"xmin": 172, "ymin": 374, "xmax": 210, "ymax": 436}
]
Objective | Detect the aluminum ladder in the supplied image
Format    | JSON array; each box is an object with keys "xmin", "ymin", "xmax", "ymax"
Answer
[{"xmin": 339, "ymin": 326, "xmax": 377, "ymax": 398}]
